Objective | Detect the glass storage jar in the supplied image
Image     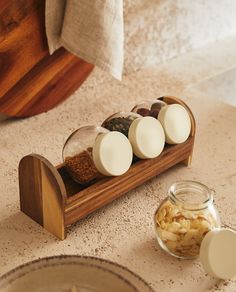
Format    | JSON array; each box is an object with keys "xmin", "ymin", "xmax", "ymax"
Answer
[
  {"xmin": 101, "ymin": 112, "xmax": 141, "ymax": 137},
  {"xmin": 131, "ymin": 99, "xmax": 167, "ymax": 118},
  {"xmin": 154, "ymin": 181, "xmax": 221, "ymax": 259},
  {"xmin": 102, "ymin": 111, "xmax": 165, "ymax": 159},
  {"xmin": 63, "ymin": 126, "xmax": 133, "ymax": 185}
]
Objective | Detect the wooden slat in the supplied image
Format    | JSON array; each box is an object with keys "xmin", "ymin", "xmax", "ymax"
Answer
[
  {"xmin": 0, "ymin": 1, "xmax": 41, "ymax": 42},
  {"xmin": 0, "ymin": 48, "xmax": 94, "ymax": 117},
  {"xmin": 64, "ymin": 137, "xmax": 194, "ymax": 226},
  {"xmin": 0, "ymin": 0, "xmax": 48, "ymax": 97},
  {"xmin": 22, "ymin": 56, "xmax": 93, "ymax": 117},
  {"xmin": 0, "ymin": 0, "xmax": 94, "ymax": 117}
]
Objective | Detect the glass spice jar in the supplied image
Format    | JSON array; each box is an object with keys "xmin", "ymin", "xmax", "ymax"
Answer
[
  {"xmin": 158, "ymin": 103, "xmax": 191, "ymax": 144},
  {"xmin": 101, "ymin": 112, "xmax": 141, "ymax": 137},
  {"xmin": 131, "ymin": 99, "xmax": 167, "ymax": 119},
  {"xmin": 102, "ymin": 112, "xmax": 165, "ymax": 159},
  {"xmin": 62, "ymin": 126, "xmax": 133, "ymax": 185},
  {"xmin": 154, "ymin": 181, "xmax": 221, "ymax": 259}
]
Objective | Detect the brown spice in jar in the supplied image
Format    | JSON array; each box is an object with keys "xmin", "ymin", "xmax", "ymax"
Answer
[
  {"xmin": 137, "ymin": 101, "xmax": 167, "ymax": 118},
  {"xmin": 65, "ymin": 147, "xmax": 101, "ymax": 184}
]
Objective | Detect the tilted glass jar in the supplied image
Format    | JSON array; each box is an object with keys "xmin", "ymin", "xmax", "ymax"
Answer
[
  {"xmin": 62, "ymin": 126, "xmax": 133, "ymax": 185},
  {"xmin": 62, "ymin": 126, "xmax": 108, "ymax": 184},
  {"xmin": 101, "ymin": 112, "xmax": 141, "ymax": 137},
  {"xmin": 154, "ymin": 181, "xmax": 221, "ymax": 259},
  {"xmin": 131, "ymin": 99, "xmax": 167, "ymax": 118},
  {"xmin": 102, "ymin": 111, "xmax": 166, "ymax": 160}
]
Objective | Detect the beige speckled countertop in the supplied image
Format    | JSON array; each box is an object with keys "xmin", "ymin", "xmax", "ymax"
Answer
[{"xmin": 0, "ymin": 41, "xmax": 236, "ymax": 291}]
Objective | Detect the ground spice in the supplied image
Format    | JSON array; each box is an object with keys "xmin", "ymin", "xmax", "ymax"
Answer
[{"xmin": 65, "ymin": 147, "xmax": 101, "ymax": 184}]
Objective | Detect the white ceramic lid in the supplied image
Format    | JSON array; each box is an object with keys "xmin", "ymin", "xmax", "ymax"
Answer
[
  {"xmin": 128, "ymin": 116, "xmax": 165, "ymax": 159},
  {"xmin": 200, "ymin": 228, "xmax": 236, "ymax": 279},
  {"xmin": 92, "ymin": 131, "xmax": 133, "ymax": 176},
  {"xmin": 158, "ymin": 104, "xmax": 191, "ymax": 144}
]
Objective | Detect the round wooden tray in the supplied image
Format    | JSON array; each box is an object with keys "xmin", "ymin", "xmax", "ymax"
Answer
[{"xmin": 0, "ymin": 0, "xmax": 93, "ymax": 118}]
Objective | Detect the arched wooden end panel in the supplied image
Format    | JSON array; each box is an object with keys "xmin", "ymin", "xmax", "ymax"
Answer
[{"xmin": 19, "ymin": 154, "xmax": 67, "ymax": 239}]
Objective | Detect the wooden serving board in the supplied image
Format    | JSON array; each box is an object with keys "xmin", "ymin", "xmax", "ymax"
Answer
[
  {"xmin": 18, "ymin": 96, "xmax": 196, "ymax": 240},
  {"xmin": 0, "ymin": 0, "xmax": 93, "ymax": 118}
]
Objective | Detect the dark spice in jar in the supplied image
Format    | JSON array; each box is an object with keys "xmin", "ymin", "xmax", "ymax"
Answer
[
  {"xmin": 65, "ymin": 147, "xmax": 101, "ymax": 184},
  {"xmin": 137, "ymin": 107, "xmax": 160, "ymax": 118},
  {"xmin": 136, "ymin": 108, "xmax": 151, "ymax": 117},
  {"xmin": 137, "ymin": 101, "xmax": 167, "ymax": 119},
  {"xmin": 102, "ymin": 116, "xmax": 137, "ymax": 137}
]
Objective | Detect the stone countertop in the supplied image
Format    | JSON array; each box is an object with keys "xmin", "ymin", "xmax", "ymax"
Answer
[{"xmin": 0, "ymin": 65, "xmax": 235, "ymax": 291}]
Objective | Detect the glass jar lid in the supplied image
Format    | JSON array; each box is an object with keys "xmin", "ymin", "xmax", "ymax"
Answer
[
  {"xmin": 93, "ymin": 131, "xmax": 133, "ymax": 176},
  {"xmin": 158, "ymin": 104, "xmax": 191, "ymax": 144},
  {"xmin": 128, "ymin": 116, "xmax": 165, "ymax": 159},
  {"xmin": 200, "ymin": 228, "xmax": 236, "ymax": 279}
]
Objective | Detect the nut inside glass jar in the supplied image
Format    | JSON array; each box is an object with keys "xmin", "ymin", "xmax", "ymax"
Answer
[
  {"xmin": 154, "ymin": 181, "xmax": 221, "ymax": 259},
  {"xmin": 131, "ymin": 99, "xmax": 167, "ymax": 118}
]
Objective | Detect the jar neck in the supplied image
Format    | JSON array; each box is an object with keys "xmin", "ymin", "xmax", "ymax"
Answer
[{"xmin": 168, "ymin": 181, "xmax": 214, "ymax": 211}]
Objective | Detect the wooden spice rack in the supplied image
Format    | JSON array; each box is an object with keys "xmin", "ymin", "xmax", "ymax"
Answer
[{"xmin": 19, "ymin": 96, "xmax": 196, "ymax": 240}]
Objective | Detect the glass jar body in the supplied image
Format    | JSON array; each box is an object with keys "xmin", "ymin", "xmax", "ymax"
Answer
[
  {"xmin": 131, "ymin": 99, "xmax": 167, "ymax": 119},
  {"xmin": 154, "ymin": 181, "xmax": 221, "ymax": 259},
  {"xmin": 101, "ymin": 112, "xmax": 141, "ymax": 137},
  {"xmin": 62, "ymin": 126, "xmax": 109, "ymax": 185}
]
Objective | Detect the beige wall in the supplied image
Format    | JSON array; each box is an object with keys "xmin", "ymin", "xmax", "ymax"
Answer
[{"xmin": 124, "ymin": 0, "xmax": 236, "ymax": 72}]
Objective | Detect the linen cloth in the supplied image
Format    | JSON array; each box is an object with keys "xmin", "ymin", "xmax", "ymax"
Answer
[{"xmin": 45, "ymin": 0, "xmax": 124, "ymax": 80}]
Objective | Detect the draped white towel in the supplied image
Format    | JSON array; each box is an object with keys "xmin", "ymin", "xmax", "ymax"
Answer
[{"xmin": 45, "ymin": 0, "xmax": 124, "ymax": 80}]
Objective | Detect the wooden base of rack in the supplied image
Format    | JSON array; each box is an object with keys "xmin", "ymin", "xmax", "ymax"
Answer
[{"xmin": 18, "ymin": 96, "xmax": 196, "ymax": 240}]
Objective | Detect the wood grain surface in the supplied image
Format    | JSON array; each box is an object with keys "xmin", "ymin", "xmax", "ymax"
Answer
[
  {"xmin": 19, "ymin": 154, "xmax": 67, "ymax": 239},
  {"xmin": 0, "ymin": 0, "xmax": 94, "ymax": 118},
  {"xmin": 0, "ymin": 48, "xmax": 93, "ymax": 117},
  {"xmin": 0, "ymin": 0, "xmax": 48, "ymax": 97}
]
